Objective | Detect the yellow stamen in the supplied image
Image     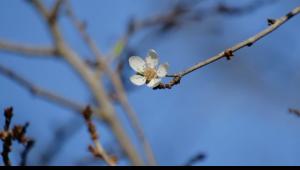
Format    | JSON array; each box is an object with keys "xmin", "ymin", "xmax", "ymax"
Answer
[{"xmin": 143, "ymin": 67, "xmax": 157, "ymax": 82}]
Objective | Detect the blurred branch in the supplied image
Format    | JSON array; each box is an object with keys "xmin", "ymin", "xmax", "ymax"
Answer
[
  {"xmin": 289, "ymin": 108, "xmax": 300, "ymax": 117},
  {"xmin": 183, "ymin": 153, "xmax": 206, "ymax": 166},
  {"xmin": 111, "ymin": 80, "xmax": 157, "ymax": 165},
  {"xmin": 154, "ymin": 5, "xmax": 300, "ymax": 89},
  {"xmin": 0, "ymin": 64, "xmax": 88, "ymax": 113},
  {"xmin": 28, "ymin": 0, "xmax": 143, "ymax": 165},
  {"xmin": 64, "ymin": 2, "xmax": 105, "ymax": 77},
  {"xmin": 38, "ymin": 117, "xmax": 82, "ymax": 165},
  {"xmin": 27, "ymin": 0, "xmax": 49, "ymax": 18},
  {"xmin": 0, "ymin": 40, "xmax": 57, "ymax": 57},
  {"xmin": 20, "ymin": 139, "xmax": 35, "ymax": 166},
  {"xmin": 109, "ymin": 0, "xmax": 277, "ymax": 64},
  {"xmin": 48, "ymin": 0, "xmax": 64, "ymax": 23},
  {"xmin": 12, "ymin": 122, "xmax": 35, "ymax": 166},
  {"xmin": 65, "ymin": 2, "xmax": 156, "ymax": 165},
  {"xmin": 82, "ymin": 106, "xmax": 116, "ymax": 166},
  {"xmin": 215, "ymin": 0, "xmax": 278, "ymax": 15}
]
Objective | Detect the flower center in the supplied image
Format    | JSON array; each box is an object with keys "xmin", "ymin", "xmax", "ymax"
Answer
[{"xmin": 143, "ymin": 67, "xmax": 157, "ymax": 82}]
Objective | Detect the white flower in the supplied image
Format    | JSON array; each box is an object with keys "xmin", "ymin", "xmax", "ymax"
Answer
[{"xmin": 129, "ymin": 49, "xmax": 169, "ymax": 88}]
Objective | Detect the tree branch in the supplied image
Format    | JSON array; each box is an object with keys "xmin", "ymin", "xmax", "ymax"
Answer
[
  {"xmin": 0, "ymin": 107, "xmax": 35, "ymax": 166},
  {"xmin": 0, "ymin": 40, "xmax": 57, "ymax": 57},
  {"xmin": 38, "ymin": 117, "xmax": 82, "ymax": 165},
  {"xmin": 0, "ymin": 64, "xmax": 88, "ymax": 113},
  {"xmin": 289, "ymin": 108, "xmax": 300, "ymax": 117},
  {"xmin": 48, "ymin": 0, "xmax": 64, "ymax": 24},
  {"xmin": 29, "ymin": 0, "xmax": 143, "ymax": 165},
  {"xmin": 154, "ymin": 5, "xmax": 300, "ymax": 89},
  {"xmin": 1, "ymin": 107, "xmax": 13, "ymax": 166},
  {"xmin": 20, "ymin": 139, "xmax": 35, "ymax": 166},
  {"xmin": 27, "ymin": 0, "xmax": 49, "ymax": 19},
  {"xmin": 65, "ymin": 2, "xmax": 156, "ymax": 165},
  {"xmin": 82, "ymin": 106, "xmax": 116, "ymax": 166}
]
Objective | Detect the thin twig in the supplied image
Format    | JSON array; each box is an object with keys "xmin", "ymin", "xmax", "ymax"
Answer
[
  {"xmin": 108, "ymin": 0, "xmax": 277, "ymax": 66},
  {"xmin": 1, "ymin": 107, "xmax": 13, "ymax": 166},
  {"xmin": 82, "ymin": 106, "xmax": 116, "ymax": 166},
  {"xmin": 155, "ymin": 5, "xmax": 300, "ymax": 89}
]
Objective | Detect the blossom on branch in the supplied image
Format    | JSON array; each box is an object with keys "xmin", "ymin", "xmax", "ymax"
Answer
[{"xmin": 129, "ymin": 49, "xmax": 168, "ymax": 88}]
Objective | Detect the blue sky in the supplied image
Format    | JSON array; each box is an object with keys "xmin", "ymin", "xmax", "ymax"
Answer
[{"xmin": 1, "ymin": 0, "xmax": 300, "ymax": 166}]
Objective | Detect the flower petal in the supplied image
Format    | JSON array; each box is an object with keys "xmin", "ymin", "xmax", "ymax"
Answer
[
  {"xmin": 130, "ymin": 75, "xmax": 146, "ymax": 86},
  {"xmin": 157, "ymin": 63, "xmax": 169, "ymax": 77},
  {"xmin": 146, "ymin": 78, "xmax": 161, "ymax": 88},
  {"xmin": 146, "ymin": 49, "xmax": 159, "ymax": 68},
  {"xmin": 129, "ymin": 56, "xmax": 146, "ymax": 73}
]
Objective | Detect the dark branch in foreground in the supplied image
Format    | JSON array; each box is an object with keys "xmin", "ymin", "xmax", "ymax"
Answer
[
  {"xmin": 184, "ymin": 153, "xmax": 206, "ymax": 166},
  {"xmin": 0, "ymin": 107, "xmax": 35, "ymax": 166},
  {"xmin": 1, "ymin": 107, "xmax": 13, "ymax": 166},
  {"xmin": 289, "ymin": 108, "xmax": 300, "ymax": 117}
]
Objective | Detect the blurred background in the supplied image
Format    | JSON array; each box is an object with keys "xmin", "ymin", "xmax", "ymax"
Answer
[{"xmin": 1, "ymin": 0, "xmax": 300, "ymax": 166}]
